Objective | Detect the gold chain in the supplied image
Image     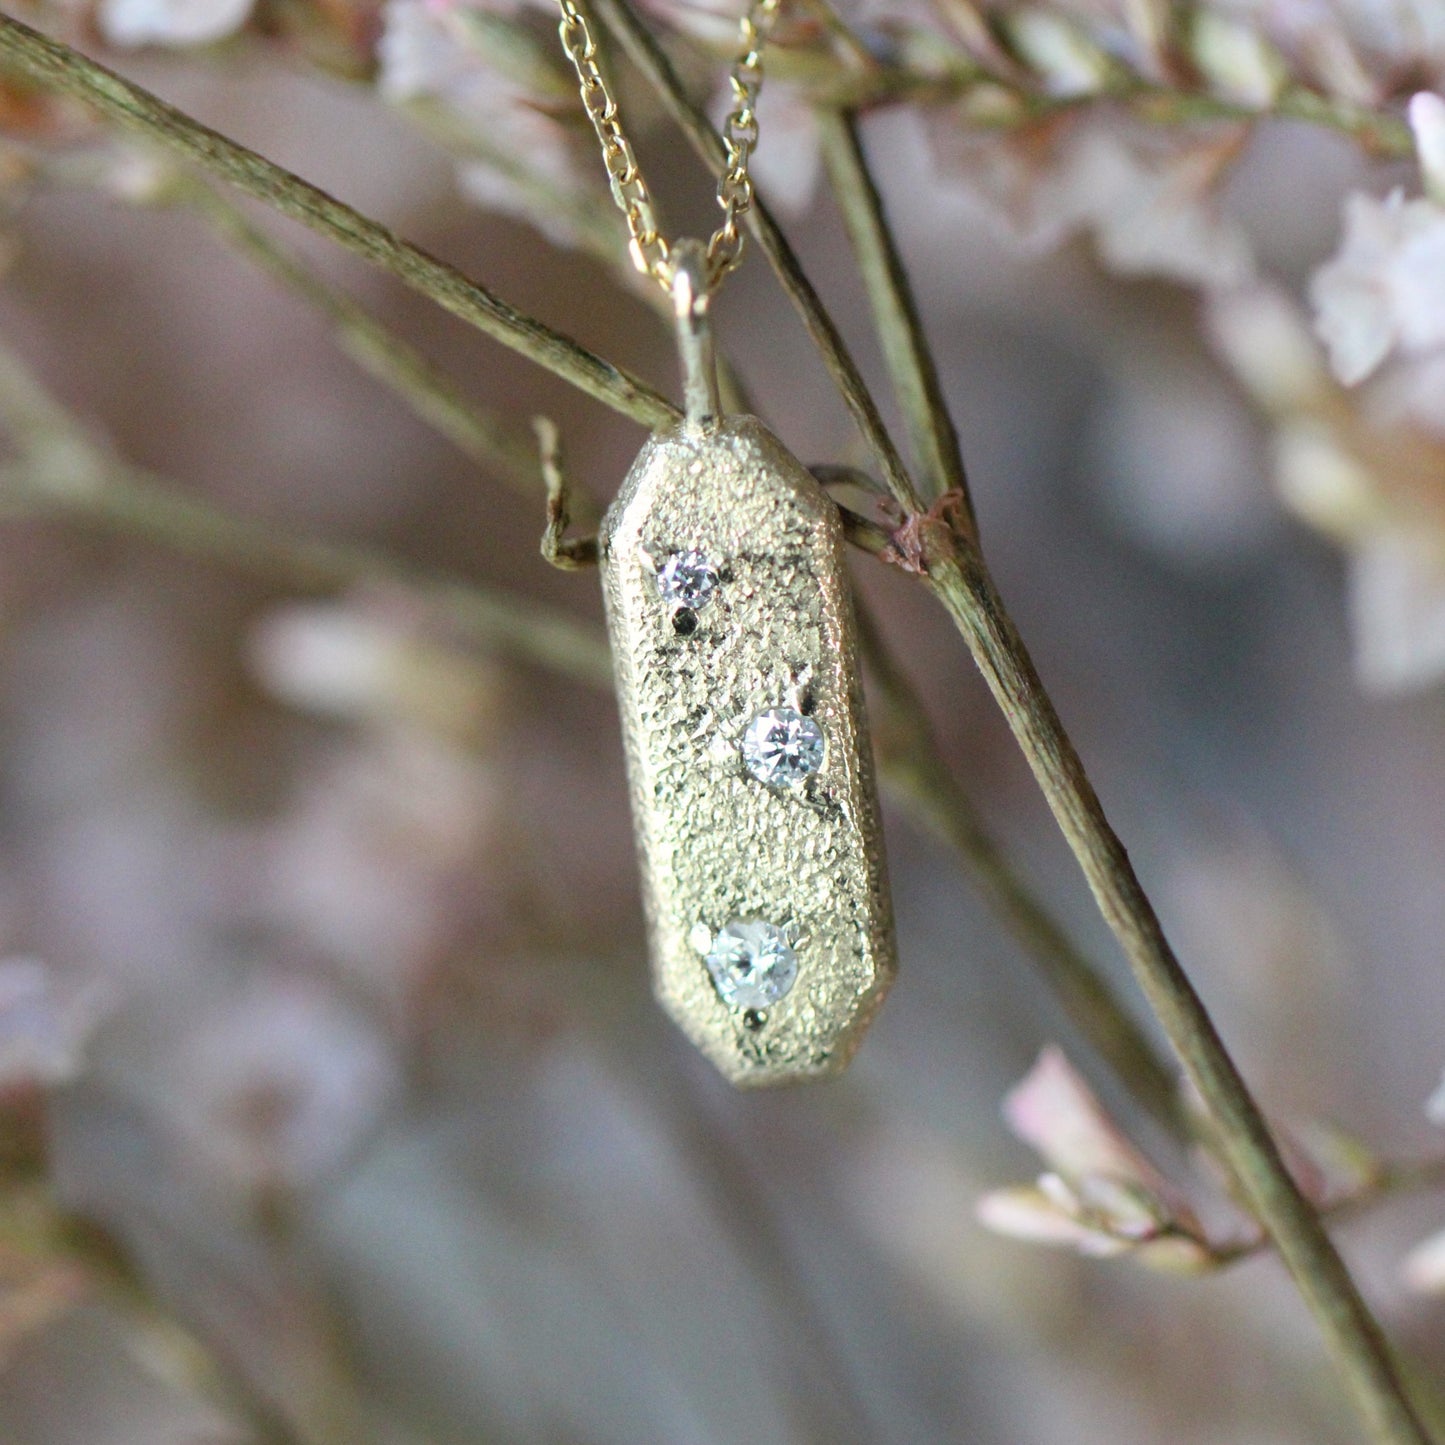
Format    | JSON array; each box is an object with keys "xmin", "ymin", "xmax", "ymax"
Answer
[{"xmin": 557, "ymin": 0, "xmax": 781, "ymax": 294}]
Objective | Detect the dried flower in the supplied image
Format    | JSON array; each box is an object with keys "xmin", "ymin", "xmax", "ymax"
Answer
[
  {"xmin": 1003, "ymin": 10, "xmax": 1112, "ymax": 97},
  {"xmin": 1190, "ymin": 11, "xmax": 1287, "ymax": 107},
  {"xmin": 1427, "ymin": 1069, "xmax": 1445, "ymax": 1126},
  {"xmin": 1210, "ymin": 282, "xmax": 1445, "ymax": 691},
  {"xmin": 257, "ymin": 729, "xmax": 503, "ymax": 997},
  {"xmin": 249, "ymin": 599, "xmax": 501, "ymax": 744},
  {"xmin": 1403, "ymin": 1073, "xmax": 1445, "ymax": 1291},
  {"xmin": 977, "ymin": 1047, "xmax": 1216, "ymax": 1271},
  {"xmin": 1403, "ymin": 1228, "xmax": 1445, "ymax": 1293},
  {"xmin": 1002, "ymin": 1044, "xmax": 1164, "ymax": 1183},
  {"xmin": 1346, "ymin": 526, "xmax": 1445, "ymax": 692},
  {"xmin": 98, "ymin": 0, "xmax": 255, "ymax": 49},
  {"xmin": 1311, "ymin": 190, "xmax": 1445, "ymax": 386},
  {"xmin": 929, "ymin": 109, "xmax": 1253, "ymax": 287},
  {"xmin": 376, "ymin": 0, "xmax": 605, "ymax": 249}
]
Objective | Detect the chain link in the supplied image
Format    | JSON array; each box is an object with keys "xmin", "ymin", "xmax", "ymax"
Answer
[
  {"xmin": 556, "ymin": 0, "xmax": 780, "ymax": 295},
  {"xmin": 707, "ymin": 0, "xmax": 778, "ymax": 281}
]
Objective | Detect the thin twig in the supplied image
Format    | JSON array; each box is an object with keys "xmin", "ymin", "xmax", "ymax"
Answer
[
  {"xmin": 815, "ymin": 109, "xmax": 973, "ymax": 522},
  {"xmin": 1209, "ymin": 1155, "xmax": 1445, "ymax": 1269},
  {"xmin": 175, "ymin": 179, "xmax": 541, "ymax": 491},
  {"xmin": 588, "ymin": 0, "xmax": 923, "ymax": 515},
  {"xmin": 811, "ymin": 89, "xmax": 1430, "ymax": 1441},
  {"xmin": 808, "ymin": 69, "xmax": 1415, "ymax": 158},
  {"xmin": 0, "ymin": 10, "xmax": 678, "ymax": 432},
  {"xmin": 922, "ymin": 532, "xmax": 1431, "ymax": 1445},
  {"xmin": 0, "ymin": 343, "xmax": 611, "ymax": 687},
  {"xmin": 853, "ymin": 601, "xmax": 1182, "ymax": 1135},
  {"xmin": 1, "ymin": 450, "xmax": 614, "ymax": 684},
  {"xmin": 815, "ymin": 102, "xmax": 1176, "ymax": 1131}
]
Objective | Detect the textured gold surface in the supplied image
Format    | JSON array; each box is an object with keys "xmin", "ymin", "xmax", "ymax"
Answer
[{"xmin": 601, "ymin": 416, "xmax": 896, "ymax": 1085}]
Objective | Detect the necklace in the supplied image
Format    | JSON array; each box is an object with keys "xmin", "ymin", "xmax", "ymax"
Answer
[{"xmin": 554, "ymin": 0, "xmax": 896, "ymax": 1085}]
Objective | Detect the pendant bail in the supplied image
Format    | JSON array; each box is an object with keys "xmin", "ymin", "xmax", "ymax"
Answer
[{"xmin": 669, "ymin": 240, "xmax": 721, "ymax": 433}]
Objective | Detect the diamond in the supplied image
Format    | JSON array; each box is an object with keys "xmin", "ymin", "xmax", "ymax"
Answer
[
  {"xmin": 740, "ymin": 707, "xmax": 823, "ymax": 786},
  {"xmin": 655, "ymin": 550, "xmax": 719, "ymax": 610},
  {"xmin": 703, "ymin": 919, "xmax": 798, "ymax": 1010}
]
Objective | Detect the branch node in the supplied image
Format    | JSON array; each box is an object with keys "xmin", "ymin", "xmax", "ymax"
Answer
[
  {"xmin": 536, "ymin": 416, "xmax": 600, "ymax": 571},
  {"xmin": 880, "ymin": 486, "xmax": 974, "ymax": 574}
]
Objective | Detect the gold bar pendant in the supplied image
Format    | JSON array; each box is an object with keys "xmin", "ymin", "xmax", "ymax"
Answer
[{"xmin": 601, "ymin": 415, "xmax": 897, "ymax": 1085}]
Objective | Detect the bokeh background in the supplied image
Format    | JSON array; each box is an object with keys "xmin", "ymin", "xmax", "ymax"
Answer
[{"xmin": 2, "ymin": 0, "xmax": 1445, "ymax": 1439}]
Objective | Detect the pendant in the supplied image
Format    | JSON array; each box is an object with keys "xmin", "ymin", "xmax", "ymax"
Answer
[{"xmin": 599, "ymin": 245, "xmax": 896, "ymax": 1085}]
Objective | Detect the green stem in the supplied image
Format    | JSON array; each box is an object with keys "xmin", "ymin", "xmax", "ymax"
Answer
[
  {"xmin": 0, "ymin": 9, "xmax": 677, "ymax": 432},
  {"xmin": 3, "ymin": 449, "xmax": 614, "ymax": 685},
  {"xmin": 820, "ymin": 104, "xmax": 1187, "ymax": 1131},
  {"xmin": 797, "ymin": 58, "xmax": 1414, "ymax": 161}
]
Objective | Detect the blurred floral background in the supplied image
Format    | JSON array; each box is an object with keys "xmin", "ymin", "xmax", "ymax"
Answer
[{"xmin": 2, "ymin": 0, "xmax": 1445, "ymax": 1438}]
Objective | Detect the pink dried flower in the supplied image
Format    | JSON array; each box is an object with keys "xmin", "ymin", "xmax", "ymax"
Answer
[
  {"xmin": 1210, "ymin": 282, "xmax": 1445, "ymax": 691},
  {"xmin": 1410, "ymin": 92, "xmax": 1445, "ymax": 204},
  {"xmin": 978, "ymin": 1047, "xmax": 1216, "ymax": 1271},
  {"xmin": 1003, "ymin": 1044, "xmax": 1171, "ymax": 1189}
]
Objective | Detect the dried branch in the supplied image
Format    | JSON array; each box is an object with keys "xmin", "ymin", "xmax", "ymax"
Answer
[
  {"xmin": 0, "ymin": 345, "xmax": 612, "ymax": 688},
  {"xmin": 174, "ymin": 179, "xmax": 541, "ymax": 491},
  {"xmin": 853, "ymin": 602, "xmax": 1182, "ymax": 1135},
  {"xmin": 0, "ymin": 445, "xmax": 615, "ymax": 684},
  {"xmin": 921, "ymin": 529, "xmax": 1430, "ymax": 1444},
  {"xmin": 820, "ymin": 104, "xmax": 1431, "ymax": 1444},
  {"xmin": 0, "ymin": 10, "xmax": 677, "ymax": 431},
  {"xmin": 815, "ymin": 109, "xmax": 973, "ymax": 522},
  {"xmin": 809, "ymin": 66, "xmax": 1414, "ymax": 159}
]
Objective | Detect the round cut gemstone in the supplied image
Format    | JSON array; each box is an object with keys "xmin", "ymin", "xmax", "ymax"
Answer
[
  {"xmin": 704, "ymin": 919, "xmax": 798, "ymax": 1010},
  {"xmin": 655, "ymin": 549, "xmax": 719, "ymax": 610},
  {"xmin": 741, "ymin": 707, "xmax": 823, "ymax": 786}
]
